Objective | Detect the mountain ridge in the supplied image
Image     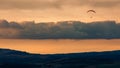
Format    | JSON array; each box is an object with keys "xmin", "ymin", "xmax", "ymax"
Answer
[{"xmin": 0, "ymin": 48, "xmax": 120, "ymax": 68}]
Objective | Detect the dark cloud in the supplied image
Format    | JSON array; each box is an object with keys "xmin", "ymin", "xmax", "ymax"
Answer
[
  {"xmin": 0, "ymin": 20, "xmax": 120, "ymax": 39},
  {"xmin": 0, "ymin": 0, "xmax": 119, "ymax": 10}
]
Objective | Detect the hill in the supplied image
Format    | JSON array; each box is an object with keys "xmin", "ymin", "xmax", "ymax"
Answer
[{"xmin": 0, "ymin": 48, "xmax": 120, "ymax": 68}]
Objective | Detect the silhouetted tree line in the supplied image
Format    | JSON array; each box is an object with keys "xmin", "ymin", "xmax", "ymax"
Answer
[{"xmin": 0, "ymin": 19, "xmax": 120, "ymax": 39}]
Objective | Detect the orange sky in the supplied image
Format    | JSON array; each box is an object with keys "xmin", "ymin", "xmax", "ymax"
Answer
[
  {"xmin": 1, "ymin": 39, "xmax": 120, "ymax": 54},
  {"xmin": 0, "ymin": 0, "xmax": 119, "ymax": 23}
]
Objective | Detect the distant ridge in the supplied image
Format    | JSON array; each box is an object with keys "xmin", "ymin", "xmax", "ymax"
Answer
[
  {"xmin": 0, "ymin": 48, "xmax": 29, "ymax": 55},
  {"xmin": 1, "ymin": 48, "xmax": 120, "ymax": 55},
  {"xmin": 1, "ymin": 48, "xmax": 120, "ymax": 68}
]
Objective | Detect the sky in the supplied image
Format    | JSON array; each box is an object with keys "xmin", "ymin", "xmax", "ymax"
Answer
[{"xmin": 0, "ymin": 0, "xmax": 119, "ymax": 23}]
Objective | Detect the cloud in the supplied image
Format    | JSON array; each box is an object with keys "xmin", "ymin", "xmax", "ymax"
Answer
[
  {"xmin": 0, "ymin": 0, "xmax": 119, "ymax": 10},
  {"xmin": 89, "ymin": 0, "xmax": 120, "ymax": 8},
  {"xmin": 0, "ymin": 20, "xmax": 119, "ymax": 39},
  {"xmin": 0, "ymin": 0, "xmax": 62, "ymax": 10},
  {"xmin": 58, "ymin": 0, "xmax": 120, "ymax": 8},
  {"xmin": 0, "ymin": 28, "xmax": 20, "ymax": 38}
]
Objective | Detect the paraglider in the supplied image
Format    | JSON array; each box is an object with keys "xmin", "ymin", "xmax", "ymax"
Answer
[
  {"xmin": 87, "ymin": 10, "xmax": 96, "ymax": 13},
  {"xmin": 87, "ymin": 10, "xmax": 96, "ymax": 18}
]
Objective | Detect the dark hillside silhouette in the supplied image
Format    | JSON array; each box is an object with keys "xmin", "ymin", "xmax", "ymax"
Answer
[{"xmin": 1, "ymin": 48, "xmax": 120, "ymax": 68}]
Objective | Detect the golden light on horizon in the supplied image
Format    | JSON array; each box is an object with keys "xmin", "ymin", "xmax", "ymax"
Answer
[{"xmin": 1, "ymin": 39, "xmax": 120, "ymax": 54}]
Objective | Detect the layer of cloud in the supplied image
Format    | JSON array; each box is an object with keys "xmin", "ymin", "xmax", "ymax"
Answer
[
  {"xmin": 0, "ymin": 0, "xmax": 61, "ymax": 10},
  {"xmin": 0, "ymin": 0, "xmax": 119, "ymax": 10},
  {"xmin": 0, "ymin": 19, "xmax": 120, "ymax": 39}
]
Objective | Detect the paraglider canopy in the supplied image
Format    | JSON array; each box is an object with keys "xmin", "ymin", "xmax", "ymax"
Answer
[
  {"xmin": 87, "ymin": 10, "xmax": 96, "ymax": 13},
  {"xmin": 87, "ymin": 10, "xmax": 96, "ymax": 18}
]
